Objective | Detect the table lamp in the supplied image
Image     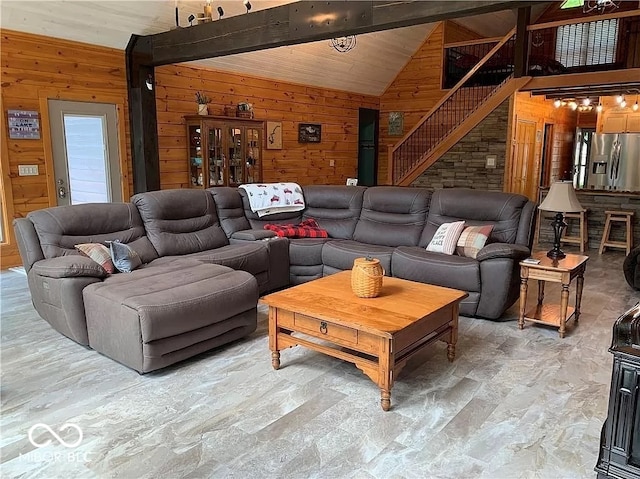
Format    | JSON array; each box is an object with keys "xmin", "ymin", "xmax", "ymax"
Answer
[{"xmin": 538, "ymin": 181, "xmax": 583, "ymax": 259}]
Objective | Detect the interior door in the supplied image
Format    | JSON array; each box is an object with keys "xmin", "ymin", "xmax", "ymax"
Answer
[
  {"xmin": 358, "ymin": 108, "xmax": 379, "ymax": 186},
  {"xmin": 512, "ymin": 120, "xmax": 538, "ymax": 201},
  {"xmin": 48, "ymin": 100, "xmax": 122, "ymax": 205}
]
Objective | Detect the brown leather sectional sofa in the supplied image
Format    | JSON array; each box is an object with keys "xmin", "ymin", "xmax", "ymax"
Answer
[{"xmin": 13, "ymin": 185, "xmax": 536, "ymax": 373}]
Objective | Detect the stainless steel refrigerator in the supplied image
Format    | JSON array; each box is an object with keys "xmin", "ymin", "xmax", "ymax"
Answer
[{"xmin": 586, "ymin": 133, "xmax": 640, "ymax": 192}]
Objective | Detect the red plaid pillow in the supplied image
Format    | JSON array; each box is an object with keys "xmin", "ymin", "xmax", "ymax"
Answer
[{"xmin": 264, "ymin": 219, "xmax": 328, "ymax": 238}]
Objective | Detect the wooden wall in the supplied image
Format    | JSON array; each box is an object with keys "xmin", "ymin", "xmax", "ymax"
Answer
[
  {"xmin": 0, "ymin": 29, "xmax": 131, "ymax": 268},
  {"xmin": 508, "ymin": 92, "xmax": 577, "ymax": 196},
  {"xmin": 444, "ymin": 20, "xmax": 484, "ymax": 44},
  {"xmin": 0, "ymin": 29, "xmax": 378, "ymax": 267},
  {"xmin": 378, "ymin": 24, "xmax": 444, "ymax": 184},
  {"xmin": 378, "ymin": 21, "xmax": 486, "ymax": 184},
  {"xmin": 155, "ymin": 64, "xmax": 379, "ymax": 188}
]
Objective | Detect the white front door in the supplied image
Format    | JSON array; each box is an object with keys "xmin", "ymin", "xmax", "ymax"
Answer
[{"xmin": 48, "ymin": 100, "xmax": 122, "ymax": 205}]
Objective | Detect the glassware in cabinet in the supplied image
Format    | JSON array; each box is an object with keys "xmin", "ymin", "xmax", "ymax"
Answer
[
  {"xmin": 208, "ymin": 126, "xmax": 223, "ymax": 186},
  {"xmin": 185, "ymin": 116, "xmax": 263, "ymax": 188},
  {"xmin": 246, "ymin": 127, "xmax": 261, "ymax": 183},
  {"xmin": 228, "ymin": 127, "xmax": 244, "ymax": 186},
  {"xmin": 188, "ymin": 124, "xmax": 203, "ymax": 187}
]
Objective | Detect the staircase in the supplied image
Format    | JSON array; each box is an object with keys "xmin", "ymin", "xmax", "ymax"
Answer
[{"xmin": 388, "ymin": 28, "xmax": 531, "ymax": 186}]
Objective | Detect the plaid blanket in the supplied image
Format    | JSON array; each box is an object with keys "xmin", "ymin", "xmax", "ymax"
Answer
[{"xmin": 264, "ymin": 219, "xmax": 329, "ymax": 238}]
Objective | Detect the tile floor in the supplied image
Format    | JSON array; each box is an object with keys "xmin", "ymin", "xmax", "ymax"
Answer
[{"xmin": 1, "ymin": 250, "xmax": 639, "ymax": 478}]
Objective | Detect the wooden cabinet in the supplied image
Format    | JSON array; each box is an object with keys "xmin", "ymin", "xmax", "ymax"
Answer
[
  {"xmin": 596, "ymin": 303, "xmax": 640, "ymax": 479},
  {"xmin": 600, "ymin": 111, "xmax": 640, "ymax": 133},
  {"xmin": 627, "ymin": 113, "xmax": 640, "ymax": 133},
  {"xmin": 186, "ymin": 116, "xmax": 263, "ymax": 188}
]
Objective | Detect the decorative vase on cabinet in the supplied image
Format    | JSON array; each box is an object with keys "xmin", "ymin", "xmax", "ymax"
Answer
[{"xmin": 185, "ymin": 115, "xmax": 264, "ymax": 188}]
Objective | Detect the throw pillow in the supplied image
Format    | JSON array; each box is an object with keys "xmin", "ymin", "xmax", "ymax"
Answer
[
  {"xmin": 75, "ymin": 243, "xmax": 115, "ymax": 274},
  {"xmin": 109, "ymin": 241, "xmax": 142, "ymax": 273},
  {"xmin": 456, "ymin": 224, "xmax": 494, "ymax": 259},
  {"xmin": 426, "ymin": 221, "xmax": 466, "ymax": 255}
]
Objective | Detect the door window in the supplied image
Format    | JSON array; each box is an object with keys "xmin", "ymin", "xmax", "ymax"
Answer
[
  {"xmin": 63, "ymin": 115, "xmax": 110, "ymax": 204},
  {"xmin": 573, "ymin": 128, "xmax": 594, "ymax": 189}
]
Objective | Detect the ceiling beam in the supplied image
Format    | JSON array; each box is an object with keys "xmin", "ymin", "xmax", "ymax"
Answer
[
  {"xmin": 148, "ymin": 0, "xmax": 549, "ymax": 66},
  {"xmin": 523, "ymin": 69, "xmax": 640, "ymax": 92},
  {"xmin": 126, "ymin": 0, "xmax": 550, "ymax": 192}
]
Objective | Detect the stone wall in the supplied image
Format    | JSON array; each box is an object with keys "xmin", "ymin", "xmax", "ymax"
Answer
[{"xmin": 411, "ymin": 100, "xmax": 509, "ymax": 191}]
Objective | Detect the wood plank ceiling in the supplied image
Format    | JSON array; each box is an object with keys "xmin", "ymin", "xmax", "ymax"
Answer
[{"xmin": 0, "ymin": 0, "xmax": 530, "ymax": 95}]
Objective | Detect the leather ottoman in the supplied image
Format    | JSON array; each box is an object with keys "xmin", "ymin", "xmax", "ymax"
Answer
[{"xmin": 83, "ymin": 261, "xmax": 258, "ymax": 373}]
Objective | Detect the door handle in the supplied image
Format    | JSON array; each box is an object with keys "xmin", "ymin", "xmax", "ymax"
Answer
[{"xmin": 57, "ymin": 179, "xmax": 67, "ymax": 199}]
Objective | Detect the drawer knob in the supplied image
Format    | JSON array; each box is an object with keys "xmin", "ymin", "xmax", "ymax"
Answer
[{"xmin": 320, "ymin": 321, "xmax": 328, "ymax": 334}]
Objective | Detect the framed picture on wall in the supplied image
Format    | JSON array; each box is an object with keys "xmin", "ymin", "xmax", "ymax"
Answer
[
  {"xmin": 388, "ymin": 112, "xmax": 404, "ymax": 136},
  {"xmin": 8, "ymin": 110, "xmax": 40, "ymax": 139},
  {"xmin": 266, "ymin": 121, "xmax": 282, "ymax": 149},
  {"xmin": 298, "ymin": 123, "xmax": 321, "ymax": 143}
]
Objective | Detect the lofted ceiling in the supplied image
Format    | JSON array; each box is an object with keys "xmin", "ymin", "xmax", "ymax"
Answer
[{"xmin": 0, "ymin": 1, "xmax": 542, "ymax": 96}]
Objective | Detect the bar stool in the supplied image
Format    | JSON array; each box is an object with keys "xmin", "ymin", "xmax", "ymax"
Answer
[
  {"xmin": 561, "ymin": 209, "xmax": 589, "ymax": 253},
  {"xmin": 534, "ymin": 209, "xmax": 556, "ymax": 247},
  {"xmin": 599, "ymin": 211, "xmax": 635, "ymax": 255}
]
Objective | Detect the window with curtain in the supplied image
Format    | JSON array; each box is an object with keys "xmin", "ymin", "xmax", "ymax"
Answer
[{"xmin": 555, "ymin": 19, "xmax": 619, "ymax": 67}]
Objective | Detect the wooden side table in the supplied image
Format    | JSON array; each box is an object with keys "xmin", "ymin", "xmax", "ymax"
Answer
[{"xmin": 518, "ymin": 252, "xmax": 589, "ymax": 338}]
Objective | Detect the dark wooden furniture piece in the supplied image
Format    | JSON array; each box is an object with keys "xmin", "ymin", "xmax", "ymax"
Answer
[
  {"xmin": 596, "ymin": 302, "xmax": 640, "ymax": 479},
  {"xmin": 262, "ymin": 271, "xmax": 467, "ymax": 411},
  {"xmin": 518, "ymin": 252, "xmax": 589, "ymax": 338},
  {"xmin": 624, "ymin": 246, "xmax": 640, "ymax": 291},
  {"xmin": 185, "ymin": 116, "xmax": 263, "ymax": 188}
]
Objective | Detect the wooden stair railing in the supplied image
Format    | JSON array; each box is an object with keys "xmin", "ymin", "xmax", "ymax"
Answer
[
  {"xmin": 388, "ymin": 27, "xmax": 522, "ymax": 185},
  {"xmin": 394, "ymin": 76, "xmax": 530, "ymax": 186}
]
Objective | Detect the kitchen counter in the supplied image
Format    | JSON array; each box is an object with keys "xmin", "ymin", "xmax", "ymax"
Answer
[
  {"xmin": 537, "ymin": 188, "xmax": 640, "ymax": 251},
  {"xmin": 575, "ymin": 189, "xmax": 640, "ymax": 198}
]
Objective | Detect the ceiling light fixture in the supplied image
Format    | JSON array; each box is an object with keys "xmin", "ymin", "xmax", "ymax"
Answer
[
  {"xmin": 552, "ymin": 97, "xmax": 596, "ymax": 112},
  {"xmin": 616, "ymin": 94, "xmax": 624, "ymax": 104},
  {"xmin": 583, "ymin": 0, "xmax": 621, "ymax": 14},
  {"xmin": 330, "ymin": 36, "xmax": 357, "ymax": 53}
]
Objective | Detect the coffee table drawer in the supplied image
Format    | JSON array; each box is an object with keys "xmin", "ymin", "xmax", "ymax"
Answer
[{"xmin": 294, "ymin": 313, "xmax": 357, "ymax": 345}]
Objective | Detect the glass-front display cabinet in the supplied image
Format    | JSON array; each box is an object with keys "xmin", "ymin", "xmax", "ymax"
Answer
[{"xmin": 185, "ymin": 116, "xmax": 263, "ymax": 188}]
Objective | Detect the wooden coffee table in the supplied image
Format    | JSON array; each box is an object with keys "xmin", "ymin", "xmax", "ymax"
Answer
[{"xmin": 261, "ymin": 271, "xmax": 468, "ymax": 411}]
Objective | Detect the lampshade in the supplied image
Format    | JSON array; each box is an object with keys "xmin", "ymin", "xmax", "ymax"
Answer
[{"xmin": 539, "ymin": 181, "xmax": 583, "ymax": 213}]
